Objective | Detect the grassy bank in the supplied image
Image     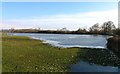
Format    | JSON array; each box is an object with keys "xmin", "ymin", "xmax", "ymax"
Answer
[
  {"xmin": 2, "ymin": 35, "xmax": 83, "ymax": 72},
  {"xmin": 0, "ymin": 32, "xmax": 2, "ymax": 73},
  {"xmin": 2, "ymin": 35, "xmax": 120, "ymax": 72}
]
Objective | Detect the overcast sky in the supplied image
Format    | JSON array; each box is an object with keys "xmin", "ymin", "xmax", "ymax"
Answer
[{"xmin": 1, "ymin": 2, "xmax": 118, "ymax": 30}]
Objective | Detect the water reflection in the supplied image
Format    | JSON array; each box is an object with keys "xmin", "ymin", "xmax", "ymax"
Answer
[
  {"xmin": 70, "ymin": 61, "xmax": 118, "ymax": 72},
  {"xmin": 13, "ymin": 33, "xmax": 107, "ymax": 49},
  {"xmin": 12, "ymin": 33, "xmax": 120, "ymax": 72},
  {"xmin": 70, "ymin": 49, "xmax": 120, "ymax": 72}
]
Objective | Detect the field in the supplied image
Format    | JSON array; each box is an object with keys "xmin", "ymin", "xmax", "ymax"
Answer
[
  {"xmin": 2, "ymin": 34, "xmax": 120, "ymax": 72},
  {"xmin": 0, "ymin": 32, "xmax": 2, "ymax": 73},
  {"xmin": 2, "ymin": 35, "xmax": 84, "ymax": 72}
]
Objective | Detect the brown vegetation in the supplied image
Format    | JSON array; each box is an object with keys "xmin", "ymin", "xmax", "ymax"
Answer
[{"xmin": 107, "ymin": 36, "xmax": 120, "ymax": 57}]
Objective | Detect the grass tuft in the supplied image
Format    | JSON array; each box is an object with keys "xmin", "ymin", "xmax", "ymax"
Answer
[{"xmin": 2, "ymin": 35, "xmax": 81, "ymax": 72}]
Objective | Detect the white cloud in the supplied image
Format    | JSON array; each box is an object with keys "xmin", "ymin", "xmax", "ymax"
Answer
[{"xmin": 1, "ymin": 9, "xmax": 118, "ymax": 30}]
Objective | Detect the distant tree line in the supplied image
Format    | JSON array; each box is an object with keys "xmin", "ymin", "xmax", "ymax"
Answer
[{"xmin": 3, "ymin": 21, "xmax": 120, "ymax": 36}]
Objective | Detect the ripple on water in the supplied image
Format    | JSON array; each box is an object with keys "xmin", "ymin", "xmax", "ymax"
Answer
[{"xmin": 70, "ymin": 60, "xmax": 118, "ymax": 72}]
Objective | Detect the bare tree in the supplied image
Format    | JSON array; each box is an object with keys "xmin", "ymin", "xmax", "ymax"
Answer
[
  {"xmin": 89, "ymin": 23, "xmax": 100, "ymax": 34},
  {"xmin": 101, "ymin": 21, "xmax": 116, "ymax": 34},
  {"xmin": 77, "ymin": 28, "xmax": 87, "ymax": 34}
]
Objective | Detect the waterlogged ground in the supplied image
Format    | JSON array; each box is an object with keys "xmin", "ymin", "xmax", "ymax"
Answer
[
  {"xmin": 2, "ymin": 34, "xmax": 120, "ymax": 72},
  {"xmin": 70, "ymin": 49, "xmax": 120, "ymax": 72},
  {"xmin": 2, "ymin": 35, "xmax": 82, "ymax": 72}
]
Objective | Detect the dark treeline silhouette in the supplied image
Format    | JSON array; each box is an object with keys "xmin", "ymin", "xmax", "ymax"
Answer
[{"xmin": 5, "ymin": 21, "xmax": 120, "ymax": 36}]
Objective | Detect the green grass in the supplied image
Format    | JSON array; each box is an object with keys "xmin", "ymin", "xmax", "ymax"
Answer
[
  {"xmin": 3, "ymin": 34, "xmax": 120, "ymax": 72},
  {"xmin": 0, "ymin": 32, "xmax": 2, "ymax": 73},
  {"xmin": 2, "ymin": 35, "xmax": 83, "ymax": 72}
]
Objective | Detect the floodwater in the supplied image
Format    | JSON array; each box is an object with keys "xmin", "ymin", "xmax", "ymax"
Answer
[
  {"xmin": 13, "ymin": 33, "xmax": 120, "ymax": 72},
  {"xmin": 13, "ymin": 33, "xmax": 108, "ymax": 48}
]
